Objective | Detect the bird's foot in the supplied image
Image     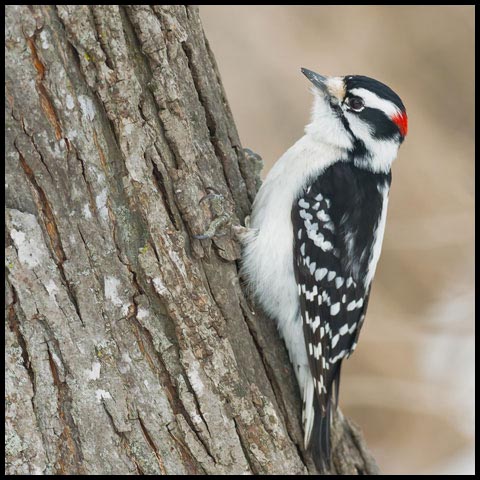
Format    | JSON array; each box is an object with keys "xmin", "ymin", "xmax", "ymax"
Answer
[
  {"xmin": 232, "ymin": 215, "xmax": 257, "ymax": 243},
  {"xmin": 194, "ymin": 189, "xmax": 257, "ymax": 243},
  {"xmin": 232, "ymin": 224, "xmax": 250, "ymax": 239},
  {"xmin": 193, "ymin": 188, "xmax": 230, "ymax": 240}
]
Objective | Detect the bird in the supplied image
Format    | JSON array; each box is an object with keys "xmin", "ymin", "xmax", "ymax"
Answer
[{"xmin": 240, "ymin": 68, "xmax": 407, "ymax": 471}]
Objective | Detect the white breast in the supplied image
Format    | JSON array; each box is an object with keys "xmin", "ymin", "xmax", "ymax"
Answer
[{"xmin": 241, "ymin": 135, "xmax": 346, "ymax": 387}]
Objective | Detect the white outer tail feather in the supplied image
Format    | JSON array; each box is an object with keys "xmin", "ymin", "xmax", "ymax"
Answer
[{"xmin": 302, "ymin": 373, "xmax": 315, "ymax": 448}]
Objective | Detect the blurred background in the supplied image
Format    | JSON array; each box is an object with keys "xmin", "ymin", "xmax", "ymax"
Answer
[{"xmin": 201, "ymin": 6, "xmax": 474, "ymax": 475}]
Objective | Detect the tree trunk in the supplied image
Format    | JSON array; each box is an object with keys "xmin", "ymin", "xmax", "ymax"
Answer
[{"xmin": 5, "ymin": 5, "xmax": 379, "ymax": 475}]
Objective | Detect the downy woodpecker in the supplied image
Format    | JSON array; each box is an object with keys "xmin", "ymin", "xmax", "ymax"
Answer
[{"xmin": 241, "ymin": 68, "xmax": 407, "ymax": 470}]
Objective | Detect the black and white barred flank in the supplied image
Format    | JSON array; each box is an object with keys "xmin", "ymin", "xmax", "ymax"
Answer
[{"xmin": 292, "ymin": 162, "xmax": 391, "ymax": 467}]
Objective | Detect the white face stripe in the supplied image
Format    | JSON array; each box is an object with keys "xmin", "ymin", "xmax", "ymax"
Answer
[
  {"xmin": 345, "ymin": 114, "xmax": 400, "ymax": 173},
  {"xmin": 348, "ymin": 87, "xmax": 401, "ymax": 118}
]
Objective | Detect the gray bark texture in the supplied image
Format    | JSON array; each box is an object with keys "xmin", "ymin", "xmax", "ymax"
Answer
[{"xmin": 5, "ymin": 5, "xmax": 380, "ymax": 475}]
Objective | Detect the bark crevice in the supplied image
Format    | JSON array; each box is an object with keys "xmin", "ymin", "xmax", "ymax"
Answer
[
  {"xmin": 14, "ymin": 144, "xmax": 85, "ymax": 327},
  {"xmin": 7, "ymin": 286, "xmax": 36, "ymax": 397},
  {"xmin": 45, "ymin": 343, "xmax": 85, "ymax": 474},
  {"xmin": 137, "ymin": 413, "xmax": 167, "ymax": 475}
]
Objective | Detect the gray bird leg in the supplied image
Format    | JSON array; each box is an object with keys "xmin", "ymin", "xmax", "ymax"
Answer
[{"xmin": 195, "ymin": 146, "xmax": 263, "ymax": 240}]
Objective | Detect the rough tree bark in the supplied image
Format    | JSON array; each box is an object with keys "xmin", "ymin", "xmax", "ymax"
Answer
[{"xmin": 5, "ymin": 5, "xmax": 380, "ymax": 475}]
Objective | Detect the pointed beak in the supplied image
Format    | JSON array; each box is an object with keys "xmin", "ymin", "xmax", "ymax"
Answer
[{"xmin": 301, "ymin": 67, "xmax": 329, "ymax": 95}]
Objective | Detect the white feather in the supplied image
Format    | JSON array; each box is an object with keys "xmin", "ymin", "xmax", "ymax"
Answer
[
  {"xmin": 349, "ymin": 87, "xmax": 402, "ymax": 117},
  {"xmin": 302, "ymin": 375, "xmax": 315, "ymax": 446},
  {"xmin": 364, "ymin": 183, "xmax": 389, "ymax": 287}
]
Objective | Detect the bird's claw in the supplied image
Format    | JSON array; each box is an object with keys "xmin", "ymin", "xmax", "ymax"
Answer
[
  {"xmin": 199, "ymin": 191, "xmax": 222, "ymax": 205},
  {"xmin": 194, "ymin": 188, "xmax": 230, "ymax": 240},
  {"xmin": 193, "ymin": 224, "xmax": 228, "ymax": 240}
]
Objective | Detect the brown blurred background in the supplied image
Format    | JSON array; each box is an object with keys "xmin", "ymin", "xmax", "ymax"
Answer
[{"xmin": 201, "ymin": 5, "xmax": 474, "ymax": 475}]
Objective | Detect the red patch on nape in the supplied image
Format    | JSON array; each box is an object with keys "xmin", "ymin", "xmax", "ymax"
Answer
[{"xmin": 391, "ymin": 111, "xmax": 408, "ymax": 137}]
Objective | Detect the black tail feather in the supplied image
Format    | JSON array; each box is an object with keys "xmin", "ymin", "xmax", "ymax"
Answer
[
  {"xmin": 334, "ymin": 362, "xmax": 342, "ymax": 409},
  {"xmin": 310, "ymin": 360, "xmax": 344, "ymax": 472},
  {"xmin": 310, "ymin": 393, "xmax": 332, "ymax": 473}
]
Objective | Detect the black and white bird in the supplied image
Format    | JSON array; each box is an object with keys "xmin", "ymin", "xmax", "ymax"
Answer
[{"xmin": 241, "ymin": 68, "xmax": 407, "ymax": 470}]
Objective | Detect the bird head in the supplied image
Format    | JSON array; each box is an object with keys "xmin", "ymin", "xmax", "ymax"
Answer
[{"xmin": 302, "ymin": 68, "xmax": 407, "ymax": 173}]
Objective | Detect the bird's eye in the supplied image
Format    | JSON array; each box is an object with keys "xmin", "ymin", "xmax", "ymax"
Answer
[{"xmin": 346, "ymin": 96, "xmax": 365, "ymax": 112}]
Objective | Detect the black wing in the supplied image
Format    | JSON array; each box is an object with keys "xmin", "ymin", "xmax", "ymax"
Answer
[
  {"xmin": 292, "ymin": 162, "xmax": 389, "ymax": 468},
  {"xmin": 292, "ymin": 190, "xmax": 369, "ymax": 408}
]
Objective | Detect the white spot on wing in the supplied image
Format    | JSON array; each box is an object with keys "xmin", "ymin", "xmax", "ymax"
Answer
[
  {"xmin": 330, "ymin": 350, "xmax": 347, "ymax": 364},
  {"xmin": 300, "ymin": 210, "xmax": 313, "ymax": 220},
  {"xmin": 312, "ymin": 232, "xmax": 325, "ymax": 246},
  {"xmin": 321, "ymin": 240, "xmax": 333, "ymax": 251},
  {"xmin": 339, "ymin": 323, "xmax": 349, "ymax": 336},
  {"xmin": 315, "ymin": 268, "xmax": 328, "ymax": 281},
  {"xmin": 317, "ymin": 210, "xmax": 330, "ymax": 222},
  {"xmin": 330, "ymin": 302, "xmax": 340, "ymax": 316},
  {"xmin": 347, "ymin": 300, "xmax": 356, "ymax": 311}
]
